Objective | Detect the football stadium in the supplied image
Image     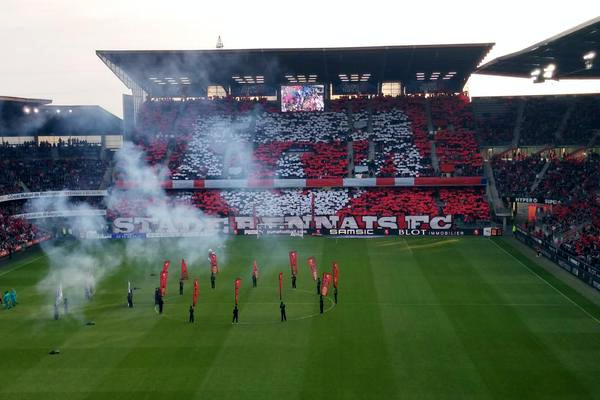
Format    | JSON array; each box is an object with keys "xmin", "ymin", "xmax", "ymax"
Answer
[{"xmin": 1, "ymin": 8, "xmax": 600, "ymax": 399}]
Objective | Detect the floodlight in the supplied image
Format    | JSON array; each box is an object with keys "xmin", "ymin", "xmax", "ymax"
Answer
[
  {"xmin": 583, "ymin": 51, "xmax": 596, "ymax": 69},
  {"xmin": 542, "ymin": 63, "xmax": 556, "ymax": 79}
]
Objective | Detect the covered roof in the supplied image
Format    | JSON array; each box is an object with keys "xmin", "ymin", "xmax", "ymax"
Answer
[
  {"xmin": 0, "ymin": 96, "xmax": 52, "ymax": 106},
  {"xmin": 477, "ymin": 17, "xmax": 600, "ymax": 79},
  {"xmin": 1, "ymin": 104, "xmax": 122, "ymax": 136},
  {"xmin": 97, "ymin": 43, "xmax": 494, "ymax": 96}
]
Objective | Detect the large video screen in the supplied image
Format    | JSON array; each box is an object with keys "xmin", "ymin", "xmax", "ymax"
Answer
[{"xmin": 280, "ymin": 85, "xmax": 324, "ymax": 112}]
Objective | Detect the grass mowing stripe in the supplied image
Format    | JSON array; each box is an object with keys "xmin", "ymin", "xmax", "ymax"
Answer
[{"xmin": 491, "ymin": 238, "xmax": 600, "ymax": 325}]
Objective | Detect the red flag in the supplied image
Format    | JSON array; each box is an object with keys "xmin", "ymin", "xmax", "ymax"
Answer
[
  {"xmin": 279, "ymin": 272, "xmax": 283, "ymax": 300},
  {"xmin": 332, "ymin": 262, "xmax": 339, "ymax": 288},
  {"xmin": 252, "ymin": 260, "xmax": 258, "ymax": 278},
  {"xmin": 307, "ymin": 256, "xmax": 317, "ymax": 281},
  {"xmin": 192, "ymin": 278, "xmax": 199, "ymax": 306},
  {"xmin": 234, "ymin": 278, "xmax": 241, "ymax": 305},
  {"xmin": 160, "ymin": 271, "xmax": 168, "ymax": 296},
  {"xmin": 210, "ymin": 252, "xmax": 219, "ymax": 274},
  {"xmin": 162, "ymin": 260, "xmax": 171, "ymax": 273},
  {"xmin": 289, "ymin": 251, "xmax": 298, "ymax": 276},
  {"xmin": 181, "ymin": 259, "xmax": 189, "ymax": 280},
  {"xmin": 321, "ymin": 272, "xmax": 332, "ymax": 297}
]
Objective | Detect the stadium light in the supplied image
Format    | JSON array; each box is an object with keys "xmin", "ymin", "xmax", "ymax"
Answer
[
  {"xmin": 33, "ymin": 108, "xmax": 39, "ymax": 114},
  {"xmin": 56, "ymin": 109, "xmax": 61, "ymax": 113},
  {"xmin": 23, "ymin": 106, "xmax": 31, "ymax": 114},
  {"xmin": 530, "ymin": 68, "xmax": 544, "ymax": 83},
  {"xmin": 583, "ymin": 51, "xmax": 596, "ymax": 69},
  {"xmin": 68, "ymin": 109, "xmax": 73, "ymax": 113},
  {"xmin": 543, "ymin": 63, "xmax": 556, "ymax": 79}
]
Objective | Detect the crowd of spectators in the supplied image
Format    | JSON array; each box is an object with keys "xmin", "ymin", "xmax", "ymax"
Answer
[
  {"xmin": 519, "ymin": 153, "xmax": 600, "ymax": 266},
  {"xmin": 0, "ymin": 158, "xmax": 108, "ymax": 195},
  {"xmin": 136, "ymin": 95, "xmax": 481, "ymax": 180},
  {"xmin": 163, "ymin": 187, "xmax": 491, "ymax": 224},
  {"xmin": 560, "ymin": 96, "xmax": 600, "ymax": 145},
  {"xmin": 472, "ymin": 97, "xmax": 518, "ymax": 145},
  {"xmin": 0, "ymin": 142, "xmax": 109, "ymax": 195},
  {"xmin": 0, "ymin": 210, "xmax": 45, "ymax": 257},
  {"xmin": 491, "ymin": 154, "xmax": 547, "ymax": 198},
  {"xmin": 519, "ymin": 97, "xmax": 568, "ymax": 145}
]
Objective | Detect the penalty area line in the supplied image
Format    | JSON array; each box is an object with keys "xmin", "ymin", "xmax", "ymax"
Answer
[{"xmin": 490, "ymin": 238, "xmax": 600, "ymax": 325}]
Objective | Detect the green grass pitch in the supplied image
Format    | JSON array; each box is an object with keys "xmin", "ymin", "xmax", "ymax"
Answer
[{"xmin": 2, "ymin": 236, "xmax": 600, "ymax": 399}]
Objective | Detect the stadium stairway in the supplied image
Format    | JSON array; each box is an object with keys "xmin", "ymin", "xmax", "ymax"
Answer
[
  {"xmin": 588, "ymin": 129, "xmax": 600, "ymax": 148},
  {"xmin": 424, "ymin": 98, "xmax": 435, "ymax": 134},
  {"xmin": 430, "ymin": 141, "xmax": 440, "ymax": 174},
  {"xmin": 511, "ymin": 99, "xmax": 526, "ymax": 147},
  {"xmin": 223, "ymin": 147, "xmax": 232, "ymax": 178},
  {"xmin": 18, "ymin": 180, "xmax": 30, "ymax": 193},
  {"xmin": 529, "ymin": 159, "xmax": 552, "ymax": 193},
  {"xmin": 484, "ymin": 160, "xmax": 510, "ymax": 217},
  {"xmin": 100, "ymin": 163, "xmax": 114, "ymax": 190},
  {"xmin": 555, "ymin": 102, "xmax": 575, "ymax": 143},
  {"xmin": 346, "ymin": 141, "xmax": 353, "ymax": 177}
]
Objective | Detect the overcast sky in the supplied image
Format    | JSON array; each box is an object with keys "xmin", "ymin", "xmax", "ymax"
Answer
[{"xmin": 1, "ymin": 1, "xmax": 599, "ymax": 118}]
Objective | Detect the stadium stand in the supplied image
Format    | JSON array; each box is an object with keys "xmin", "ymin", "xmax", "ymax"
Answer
[
  {"xmin": 519, "ymin": 97, "xmax": 568, "ymax": 145},
  {"xmin": 136, "ymin": 95, "xmax": 446, "ymax": 180},
  {"xmin": 472, "ymin": 97, "xmax": 518, "ymax": 145},
  {"xmin": 0, "ymin": 142, "xmax": 108, "ymax": 194},
  {"xmin": 0, "ymin": 211, "xmax": 45, "ymax": 257},
  {"xmin": 491, "ymin": 154, "xmax": 547, "ymax": 198},
  {"xmin": 559, "ymin": 95, "xmax": 600, "ymax": 145},
  {"xmin": 520, "ymin": 153, "xmax": 600, "ymax": 266},
  {"xmin": 165, "ymin": 187, "xmax": 491, "ymax": 225}
]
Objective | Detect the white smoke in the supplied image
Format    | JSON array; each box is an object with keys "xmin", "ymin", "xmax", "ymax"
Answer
[{"xmin": 30, "ymin": 140, "xmax": 227, "ymax": 318}]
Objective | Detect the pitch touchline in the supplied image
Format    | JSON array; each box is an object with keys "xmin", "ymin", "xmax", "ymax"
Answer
[
  {"xmin": 343, "ymin": 303, "xmax": 569, "ymax": 306},
  {"xmin": 0, "ymin": 255, "xmax": 43, "ymax": 278},
  {"xmin": 490, "ymin": 239, "xmax": 600, "ymax": 325}
]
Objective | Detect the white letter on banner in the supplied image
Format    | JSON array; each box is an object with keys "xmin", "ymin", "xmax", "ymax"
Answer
[
  {"xmin": 339, "ymin": 216, "xmax": 359, "ymax": 229},
  {"xmin": 314, "ymin": 216, "xmax": 339, "ymax": 229},
  {"xmin": 114, "ymin": 217, "xmax": 134, "ymax": 233},
  {"xmin": 286, "ymin": 216, "xmax": 306, "ymax": 229},
  {"xmin": 405, "ymin": 215, "xmax": 429, "ymax": 229},
  {"xmin": 134, "ymin": 217, "xmax": 154, "ymax": 233},
  {"xmin": 430, "ymin": 215, "xmax": 452, "ymax": 230},
  {"xmin": 362, "ymin": 216, "xmax": 378, "ymax": 229},
  {"xmin": 378, "ymin": 216, "xmax": 398, "ymax": 229}
]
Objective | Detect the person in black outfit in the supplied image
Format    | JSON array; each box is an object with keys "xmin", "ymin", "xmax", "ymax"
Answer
[
  {"xmin": 211, "ymin": 273, "xmax": 216, "ymax": 289},
  {"xmin": 319, "ymin": 295, "xmax": 324, "ymax": 314},
  {"xmin": 280, "ymin": 301, "xmax": 287, "ymax": 322},
  {"xmin": 63, "ymin": 297, "xmax": 68, "ymax": 314},
  {"xmin": 54, "ymin": 303, "xmax": 59, "ymax": 320},
  {"xmin": 127, "ymin": 291, "xmax": 133, "ymax": 308},
  {"xmin": 189, "ymin": 305, "xmax": 194, "ymax": 323},
  {"xmin": 316, "ymin": 277, "xmax": 321, "ymax": 295},
  {"xmin": 252, "ymin": 274, "xmax": 257, "ymax": 288},
  {"xmin": 179, "ymin": 280, "xmax": 184, "ymax": 295},
  {"xmin": 291, "ymin": 275, "xmax": 296, "ymax": 289},
  {"xmin": 158, "ymin": 297, "xmax": 164, "ymax": 314},
  {"xmin": 232, "ymin": 305, "xmax": 239, "ymax": 323},
  {"xmin": 154, "ymin": 288, "xmax": 160, "ymax": 305},
  {"xmin": 334, "ymin": 287, "xmax": 338, "ymax": 304}
]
